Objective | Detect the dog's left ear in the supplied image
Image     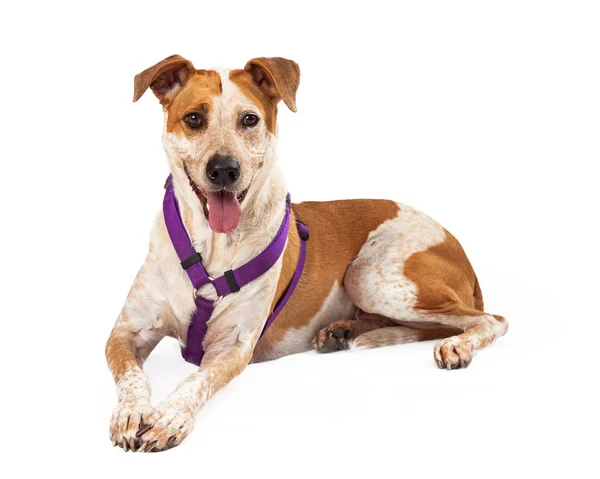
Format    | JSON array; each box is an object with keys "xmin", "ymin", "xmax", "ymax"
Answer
[
  {"xmin": 244, "ymin": 57, "xmax": 300, "ymax": 112},
  {"xmin": 133, "ymin": 54, "xmax": 195, "ymax": 102}
]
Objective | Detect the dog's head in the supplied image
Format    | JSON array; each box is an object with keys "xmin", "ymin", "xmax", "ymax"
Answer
[{"xmin": 134, "ymin": 55, "xmax": 300, "ymax": 233}]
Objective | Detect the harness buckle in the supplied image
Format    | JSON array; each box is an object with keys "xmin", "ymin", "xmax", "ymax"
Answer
[
  {"xmin": 181, "ymin": 252, "xmax": 202, "ymax": 270},
  {"xmin": 223, "ymin": 270, "xmax": 241, "ymax": 293}
]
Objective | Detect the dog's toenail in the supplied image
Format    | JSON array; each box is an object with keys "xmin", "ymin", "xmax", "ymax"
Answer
[
  {"xmin": 332, "ymin": 328, "xmax": 345, "ymax": 338},
  {"xmin": 136, "ymin": 424, "xmax": 153, "ymax": 437}
]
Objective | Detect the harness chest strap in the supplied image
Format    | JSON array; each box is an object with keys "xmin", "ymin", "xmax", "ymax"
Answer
[{"xmin": 162, "ymin": 176, "xmax": 309, "ymax": 366}]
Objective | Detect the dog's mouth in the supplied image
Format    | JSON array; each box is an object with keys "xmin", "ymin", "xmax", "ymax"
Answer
[{"xmin": 185, "ymin": 168, "xmax": 249, "ymax": 234}]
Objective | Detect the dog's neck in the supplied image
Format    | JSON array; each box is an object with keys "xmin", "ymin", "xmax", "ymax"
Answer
[{"xmin": 169, "ymin": 155, "xmax": 287, "ymax": 277}]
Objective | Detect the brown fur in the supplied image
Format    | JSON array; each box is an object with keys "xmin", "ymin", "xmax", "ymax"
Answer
[
  {"xmin": 163, "ymin": 71, "xmax": 222, "ymax": 133},
  {"xmin": 229, "ymin": 69, "xmax": 279, "ymax": 133},
  {"xmin": 404, "ymin": 229, "xmax": 481, "ymax": 315},
  {"xmin": 404, "ymin": 229, "xmax": 506, "ymax": 325},
  {"xmin": 267, "ymin": 211, "xmax": 301, "ymax": 314},
  {"xmin": 105, "ymin": 331, "xmax": 138, "ymax": 383},
  {"xmin": 133, "ymin": 54, "xmax": 196, "ymax": 102},
  {"xmin": 229, "ymin": 58, "xmax": 300, "ymax": 133},
  {"xmin": 254, "ymin": 200, "xmax": 400, "ymax": 357},
  {"xmin": 244, "ymin": 57, "xmax": 300, "ymax": 112}
]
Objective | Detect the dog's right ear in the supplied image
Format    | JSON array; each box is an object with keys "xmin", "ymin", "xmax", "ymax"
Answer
[{"xmin": 133, "ymin": 54, "xmax": 195, "ymax": 102}]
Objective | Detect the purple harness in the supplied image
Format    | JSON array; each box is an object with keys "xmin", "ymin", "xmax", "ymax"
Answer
[{"xmin": 162, "ymin": 176, "xmax": 309, "ymax": 366}]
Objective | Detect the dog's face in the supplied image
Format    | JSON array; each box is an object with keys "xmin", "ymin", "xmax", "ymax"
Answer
[{"xmin": 134, "ymin": 55, "xmax": 300, "ymax": 233}]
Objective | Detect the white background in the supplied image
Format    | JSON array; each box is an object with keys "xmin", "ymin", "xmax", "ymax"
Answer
[{"xmin": 1, "ymin": 1, "xmax": 598, "ymax": 478}]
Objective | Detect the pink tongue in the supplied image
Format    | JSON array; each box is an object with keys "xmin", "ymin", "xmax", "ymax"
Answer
[{"xmin": 207, "ymin": 192, "xmax": 242, "ymax": 233}]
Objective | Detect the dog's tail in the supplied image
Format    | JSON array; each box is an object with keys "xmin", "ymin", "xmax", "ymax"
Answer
[
  {"xmin": 473, "ymin": 275, "xmax": 508, "ymax": 335},
  {"xmin": 473, "ymin": 274, "xmax": 485, "ymax": 311}
]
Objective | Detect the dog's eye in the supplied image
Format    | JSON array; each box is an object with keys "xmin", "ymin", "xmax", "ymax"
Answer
[
  {"xmin": 184, "ymin": 113, "xmax": 204, "ymax": 128},
  {"xmin": 242, "ymin": 114, "xmax": 259, "ymax": 128}
]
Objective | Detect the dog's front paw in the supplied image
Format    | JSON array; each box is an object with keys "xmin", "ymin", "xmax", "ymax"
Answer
[
  {"xmin": 137, "ymin": 401, "xmax": 195, "ymax": 452},
  {"xmin": 109, "ymin": 399, "xmax": 153, "ymax": 452}
]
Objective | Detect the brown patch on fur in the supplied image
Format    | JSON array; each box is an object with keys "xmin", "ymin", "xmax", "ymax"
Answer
[
  {"xmin": 229, "ymin": 69, "xmax": 279, "ymax": 133},
  {"xmin": 229, "ymin": 57, "xmax": 300, "ymax": 133},
  {"xmin": 254, "ymin": 200, "xmax": 400, "ymax": 356},
  {"xmin": 404, "ymin": 229, "xmax": 482, "ymax": 315},
  {"xmin": 403, "ymin": 229, "xmax": 507, "ymax": 352},
  {"xmin": 105, "ymin": 329, "xmax": 139, "ymax": 383},
  {"xmin": 164, "ymin": 71, "xmax": 222, "ymax": 133}
]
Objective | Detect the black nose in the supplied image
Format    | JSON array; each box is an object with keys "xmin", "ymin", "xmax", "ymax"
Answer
[{"xmin": 206, "ymin": 154, "xmax": 240, "ymax": 187}]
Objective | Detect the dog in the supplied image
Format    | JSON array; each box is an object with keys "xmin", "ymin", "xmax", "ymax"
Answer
[{"xmin": 106, "ymin": 55, "xmax": 508, "ymax": 452}]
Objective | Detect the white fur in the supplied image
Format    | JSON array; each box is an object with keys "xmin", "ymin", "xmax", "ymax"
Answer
[{"xmin": 217, "ymin": 69, "xmax": 236, "ymax": 98}]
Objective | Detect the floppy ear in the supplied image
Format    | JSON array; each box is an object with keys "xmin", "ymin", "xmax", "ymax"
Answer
[
  {"xmin": 133, "ymin": 54, "xmax": 195, "ymax": 102},
  {"xmin": 244, "ymin": 57, "xmax": 300, "ymax": 112}
]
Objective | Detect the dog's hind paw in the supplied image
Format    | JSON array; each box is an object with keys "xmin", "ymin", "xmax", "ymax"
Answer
[
  {"xmin": 312, "ymin": 320, "xmax": 353, "ymax": 352},
  {"xmin": 434, "ymin": 336, "xmax": 474, "ymax": 370}
]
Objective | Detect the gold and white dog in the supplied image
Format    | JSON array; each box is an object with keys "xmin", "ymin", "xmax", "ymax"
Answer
[{"xmin": 106, "ymin": 55, "xmax": 508, "ymax": 452}]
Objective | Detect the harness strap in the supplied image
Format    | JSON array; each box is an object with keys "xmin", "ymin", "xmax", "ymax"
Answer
[
  {"xmin": 163, "ymin": 184, "xmax": 212, "ymax": 289},
  {"xmin": 260, "ymin": 218, "xmax": 308, "ymax": 336},
  {"xmin": 162, "ymin": 175, "xmax": 308, "ymax": 366},
  {"xmin": 184, "ymin": 296, "xmax": 214, "ymax": 365}
]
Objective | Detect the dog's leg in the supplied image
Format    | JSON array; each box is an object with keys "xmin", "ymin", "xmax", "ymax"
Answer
[
  {"xmin": 343, "ymin": 211, "xmax": 508, "ymax": 369},
  {"xmin": 313, "ymin": 310, "xmax": 460, "ymax": 351},
  {"xmin": 428, "ymin": 310, "xmax": 508, "ymax": 369},
  {"xmin": 106, "ymin": 327, "xmax": 158, "ymax": 451},
  {"xmin": 312, "ymin": 311, "xmax": 396, "ymax": 351},
  {"xmin": 352, "ymin": 324, "xmax": 460, "ymax": 350},
  {"xmin": 136, "ymin": 321, "xmax": 257, "ymax": 452},
  {"xmin": 346, "ymin": 266, "xmax": 507, "ymax": 369},
  {"xmin": 106, "ymin": 265, "xmax": 167, "ymax": 451}
]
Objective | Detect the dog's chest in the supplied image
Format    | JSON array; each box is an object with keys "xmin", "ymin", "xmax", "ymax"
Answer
[{"xmin": 160, "ymin": 240, "xmax": 283, "ymax": 350}]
